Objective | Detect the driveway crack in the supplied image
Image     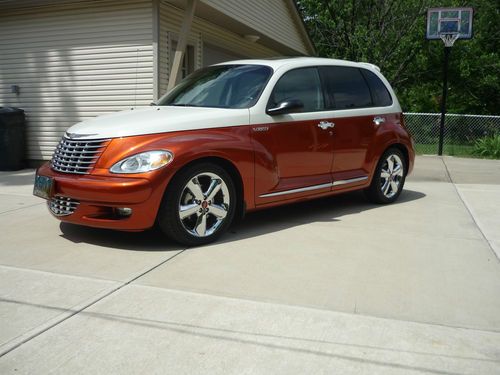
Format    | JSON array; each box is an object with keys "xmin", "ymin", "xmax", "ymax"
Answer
[
  {"xmin": 441, "ymin": 157, "xmax": 500, "ymax": 263},
  {"xmin": 0, "ymin": 247, "xmax": 188, "ymax": 358}
]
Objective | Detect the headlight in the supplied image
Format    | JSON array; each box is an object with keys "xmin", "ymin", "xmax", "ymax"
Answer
[{"xmin": 110, "ymin": 150, "xmax": 174, "ymax": 174}]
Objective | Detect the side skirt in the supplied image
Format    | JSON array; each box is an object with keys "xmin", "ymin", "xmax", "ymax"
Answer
[{"xmin": 258, "ymin": 176, "xmax": 368, "ymax": 198}]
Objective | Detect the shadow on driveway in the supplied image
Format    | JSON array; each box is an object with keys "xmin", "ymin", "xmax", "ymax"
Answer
[
  {"xmin": 59, "ymin": 189, "xmax": 425, "ymax": 250},
  {"xmin": 0, "ymin": 169, "xmax": 35, "ymax": 187},
  {"xmin": 223, "ymin": 189, "xmax": 425, "ymax": 243},
  {"xmin": 59, "ymin": 224, "xmax": 182, "ymax": 252}
]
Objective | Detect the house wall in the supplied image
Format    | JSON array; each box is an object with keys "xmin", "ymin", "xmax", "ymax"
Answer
[
  {"xmin": 200, "ymin": 0, "xmax": 310, "ymax": 55},
  {"xmin": 0, "ymin": 0, "xmax": 311, "ymax": 161},
  {"xmin": 203, "ymin": 43, "xmax": 244, "ymax": 67},
  {"xmin": 158, "ymin": 1, "xmax": 280, "ymax": 95},
  {"xmin": 0, "ymin": 0, "xmax": 154, "ymax": 160}
]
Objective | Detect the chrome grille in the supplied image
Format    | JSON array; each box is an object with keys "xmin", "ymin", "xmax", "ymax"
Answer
[
  {"xmin": 48, "ymin": 196, "xmax": 79, "ymax": 216},
  {"xmin": 51, "ymin": 137, "xmax": 110, "ymax": 174}
]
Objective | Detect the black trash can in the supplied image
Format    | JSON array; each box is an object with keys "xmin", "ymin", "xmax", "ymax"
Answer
[{"xmin": 0, "ymin": 107, "xmax": 26, "ymax": 171}]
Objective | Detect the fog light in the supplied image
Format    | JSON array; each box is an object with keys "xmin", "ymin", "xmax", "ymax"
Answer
[{"xmin": 116, "ymin": 207, "xmax": 132, "ymax": 217}]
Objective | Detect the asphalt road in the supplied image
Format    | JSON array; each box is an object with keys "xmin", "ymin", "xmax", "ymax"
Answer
[{"xmin": 1, "ymin": 156, "xmax": 499, "ymax": 374}]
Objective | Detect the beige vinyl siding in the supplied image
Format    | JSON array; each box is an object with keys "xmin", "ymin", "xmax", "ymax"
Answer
[
  {"xmin": 200, "ymin": 0, "xmax": 309, "ymax": 55},
  {"xmin": 203, "ymin": 43, "xmax": 243, "ymax": 66},
  {"xmin": 0, "ymin": 0, "xmax": 154, "ymax": 160},
  {"xmin": 158, "ymin": 2, "xmax": 279, "ymax": 94}
]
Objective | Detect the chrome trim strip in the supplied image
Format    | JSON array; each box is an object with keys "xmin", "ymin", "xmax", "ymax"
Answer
[
  {"xmin": 259, "ymin": 182, "xmax": 333, "ymax": 198},
  {"xmin": 258, "ymin": 176, "xmax": 368, "ymax": 198},
  {"xmin": 332, "ymin": 176, "xmax": 368, "ymax": 186}
]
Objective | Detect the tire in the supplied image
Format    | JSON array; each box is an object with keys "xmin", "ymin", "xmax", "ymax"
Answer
[
  {"xmin": 364, "ymin": 147, "xmax": 407, "ymax": 204},
  {"xmin": 157, "ymin": 162, "xmax": 237, "ymax": 246}
]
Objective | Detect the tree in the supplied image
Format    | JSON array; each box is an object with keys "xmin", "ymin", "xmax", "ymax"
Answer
[{"xmin": 298, "ymin": 0, "xmax": 500, "ymax": 114}]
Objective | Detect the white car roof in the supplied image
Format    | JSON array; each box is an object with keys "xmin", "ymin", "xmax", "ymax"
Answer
[{"xmin": 217, "ymin": 57, "xmax": 381, "ymax": 73}]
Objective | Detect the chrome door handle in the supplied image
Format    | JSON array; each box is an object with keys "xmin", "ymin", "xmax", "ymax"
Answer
[
  {"xmin": 318, "ymin": 121, "xmax": 335, "ymax": 130},
  {"xmin": 373, "ymin": 116, "xmax": 386, "ymax": 126}
]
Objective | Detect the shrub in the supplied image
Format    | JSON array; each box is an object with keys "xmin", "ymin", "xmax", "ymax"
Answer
[{"xmin": 473, "ymin": 135, "xmax": 500, "ymax": 159}]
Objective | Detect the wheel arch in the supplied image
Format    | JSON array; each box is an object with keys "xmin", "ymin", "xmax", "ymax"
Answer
[
  {"xmin": 387, "ymin": 143, "xmax": 410, "ymax": 171},
  {"xmin": 365, "ymin": 143, "xmax": 408, "ymax": 204},
  {"xmin": 367, "ymin": 142, "xmax": 410, "ymax": 185}
]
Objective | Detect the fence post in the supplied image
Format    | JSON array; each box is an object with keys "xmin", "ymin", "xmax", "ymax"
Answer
[{"xmin": 438, "ymin": 46, "xmax": 451, "ymax": 156}]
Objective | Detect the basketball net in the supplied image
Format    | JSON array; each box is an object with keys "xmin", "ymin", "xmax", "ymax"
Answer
[{"xmin": 440, "ymin": 33, "xmax": 460, "ymax": 47}]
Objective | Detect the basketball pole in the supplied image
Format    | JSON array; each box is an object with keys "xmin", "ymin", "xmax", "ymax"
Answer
[{"xmin": 438, "ymin": 46, "xmax": 451, "ymax": 156}]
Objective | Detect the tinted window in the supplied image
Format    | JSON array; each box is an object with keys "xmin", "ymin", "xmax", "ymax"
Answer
[
  {"xmin": 269, "ymin": 67, "xmax": 324, "ymax": 112},
  {"xmin": 320, "ymin": 66, "xmax": 372, "ymax": 109},
  {"xmin": 361, "ymin": 69, "xmax": 393, "ymax": 107},
  {"xmin": 158, "ymin": 64, "xmax": 272, "ymax": 109}
]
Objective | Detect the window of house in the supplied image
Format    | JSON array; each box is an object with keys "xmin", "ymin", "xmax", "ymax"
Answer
[{"xmin": 171, "ymin": 41, "xmax": 195, "ymax": 78}]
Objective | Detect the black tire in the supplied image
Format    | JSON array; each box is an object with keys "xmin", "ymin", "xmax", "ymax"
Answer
[
  {"xmin": 157, "ymin": 162, "xmax": 237, "ymax": 246},
  {"xmin": 364, "ymin": 147, "xmax": 407, "ymax": 204}
]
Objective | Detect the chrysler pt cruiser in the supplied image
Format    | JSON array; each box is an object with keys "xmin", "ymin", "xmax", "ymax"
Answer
[{"xmin": 33, "ymin": 57, "xmax": 415, "ymax": 246}]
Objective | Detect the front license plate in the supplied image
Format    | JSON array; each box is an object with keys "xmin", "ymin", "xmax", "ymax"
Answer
[{"xmin": 33, "ymin": 175, "xmax": 54, "ymax": 199}]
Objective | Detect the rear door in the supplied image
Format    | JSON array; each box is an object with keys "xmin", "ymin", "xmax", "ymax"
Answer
[
  {"xmin": 318, "ymin": 66, "xmax": 392, "ymax": 189},
  {"xmin": 252, "ymin": 67, "xmax": 335, "ymax": 204}
]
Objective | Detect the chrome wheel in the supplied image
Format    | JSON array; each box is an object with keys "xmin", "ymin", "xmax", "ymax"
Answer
[
  {"xmin": 380, "ymin": 154, "xmax": 404, "ymax": 199},
  {"xmin": 178, "ymin": 172, "xmax": 230, "ymax": 237}
]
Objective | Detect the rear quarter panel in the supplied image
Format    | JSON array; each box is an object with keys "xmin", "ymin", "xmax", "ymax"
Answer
[{"xmin": 364, "ymin": 112, "xmax": 415, "ymax": 184}]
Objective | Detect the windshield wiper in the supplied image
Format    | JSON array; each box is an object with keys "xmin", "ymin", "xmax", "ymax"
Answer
[{"xmin": 169, "ymin": 103, "xmax": 200, "ymax": 107}]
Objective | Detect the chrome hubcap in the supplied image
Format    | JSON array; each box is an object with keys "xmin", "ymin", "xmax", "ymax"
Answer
[
  {"xmin": 380, "ymin": 154, "xmax": 404, "ymax": 198},
  {"xmin": 178, "ymin": 172, "xmax": 230, "ymax": 237}
]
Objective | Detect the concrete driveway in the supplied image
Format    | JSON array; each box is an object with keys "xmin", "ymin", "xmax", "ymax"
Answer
[{"xmin": 0, "ymin": 156, "xmax": 499, "ymax": 374}]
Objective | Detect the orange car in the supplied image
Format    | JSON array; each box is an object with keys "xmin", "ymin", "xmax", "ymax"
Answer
[{"xmin": 34, "ymin": 57, "xmax": 415, "ymax": 246}]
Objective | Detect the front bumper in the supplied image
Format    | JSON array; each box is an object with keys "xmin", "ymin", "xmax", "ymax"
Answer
[{"xmin": 36, "ymin": 163, "xmax": 164, "ymax": 231}]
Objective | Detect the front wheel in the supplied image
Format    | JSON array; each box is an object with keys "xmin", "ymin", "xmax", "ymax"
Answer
[
  {"xmin": 365, "ymin": 148, "xmax": 407, "ymax": 204},
  {"xmin": 158, "ymin": 163, "xmax": 236, "ymax": 246}
]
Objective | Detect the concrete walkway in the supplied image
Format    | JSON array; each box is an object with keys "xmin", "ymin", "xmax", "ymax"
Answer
[{"xmin": 0, "ymin": 156, "xmax": 499, "ymax": 374}]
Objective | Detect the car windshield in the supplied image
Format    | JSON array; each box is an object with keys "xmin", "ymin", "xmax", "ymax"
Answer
[{"xmin": 157, "ymin": 64, "xmax": 272, "ymax": 109}]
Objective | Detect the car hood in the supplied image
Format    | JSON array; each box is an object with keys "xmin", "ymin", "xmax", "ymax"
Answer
[{"xmin": 65, "ymin": 106, "xmax": 250, "ymax": 140}]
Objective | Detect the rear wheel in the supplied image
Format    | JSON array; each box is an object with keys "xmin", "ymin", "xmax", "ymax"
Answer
[
  {"xmin": 365, "ymin": 148, "xmax": 406, "ymax": 204},
  {"xmin": 158, "ymin": 163, "xmax": 236, "ymax": 246}
]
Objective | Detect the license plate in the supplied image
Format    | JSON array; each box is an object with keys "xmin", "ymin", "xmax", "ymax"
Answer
[{"xmin": 33, "ymin": 175, "xmax": 54, "ymax": 199}]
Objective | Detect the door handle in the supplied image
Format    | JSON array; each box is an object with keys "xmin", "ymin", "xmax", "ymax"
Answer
[
  {"xmin": 373, "ymin": 116, "xmax": 386, "ymax": 126},
  {"xmin": 318, "ymin": 121, "xmax": 335, "ymax": 130}
]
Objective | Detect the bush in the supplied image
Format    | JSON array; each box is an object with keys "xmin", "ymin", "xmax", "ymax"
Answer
[
  {"xmin": 473, "ymin": 135, "xmax": 500, "ymax": 159},
  {"xmin": 446, "ymin": 116, "xmax": 499, "ymax": 145}
]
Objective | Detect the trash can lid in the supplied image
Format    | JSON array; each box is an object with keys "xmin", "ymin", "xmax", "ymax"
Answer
[
  {"xmin": 0, "ymin": 107, "xmax": 25, "ymax": 114},
  {"xmin": 1, "ymin": 107, "xmax": 21, "ymax": 111}
]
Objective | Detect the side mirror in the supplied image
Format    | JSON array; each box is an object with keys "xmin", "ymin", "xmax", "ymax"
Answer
[{"xmin": 266, "ymin": 99, "xmax": 304, "ymax": 116}]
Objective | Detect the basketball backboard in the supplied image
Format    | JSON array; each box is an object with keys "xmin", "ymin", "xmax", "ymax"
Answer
[{"xmin": 426, "ymin": 7, "xmax": 474, "ymax": 40}]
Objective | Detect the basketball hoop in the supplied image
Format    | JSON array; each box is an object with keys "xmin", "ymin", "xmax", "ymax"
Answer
[
  {"xmin": 426, "ymin": 7, "xmax": 474, "ymax": 156},
  {"xmin": 426, "ymin": 7, "xmax": 473, "ymax": 42},
  {"xmin": 440, "ymin": 33, "xmax": 460, "ymax": 47}
]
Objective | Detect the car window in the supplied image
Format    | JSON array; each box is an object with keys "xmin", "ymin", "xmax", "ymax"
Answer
[
  {"xmin": 157, "ymin": 65, "xmax": 272, "ymax": 109},
  {"xmin": 320, "ymin": 66, "xmax": 372, "ymax": 110},
  {"xmin": 269, "ymin": 67, "xmax": 324, "ymax": 112},
  {"xmin": 360, "ymin": 69, "xmax": 393, "ymax": 107}
]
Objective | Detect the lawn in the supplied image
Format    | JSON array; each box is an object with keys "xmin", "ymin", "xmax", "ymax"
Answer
[{"xmin": 414, "ymin": 143, "xmax": 476, "ymax": 157}]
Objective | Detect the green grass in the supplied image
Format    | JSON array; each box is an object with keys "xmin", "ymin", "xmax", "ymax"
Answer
[
  {"xmin": 414, "ymin": 143, "xmax": 477, "ymax": 157},
  {"xmin": 472, "ymin": 135, "xmax": 500, "ymax": 159}
]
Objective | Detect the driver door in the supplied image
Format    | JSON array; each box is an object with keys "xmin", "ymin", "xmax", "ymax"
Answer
[{"xmin": 252, "ymin": 67, "xmax": 335, "ymax": 204}]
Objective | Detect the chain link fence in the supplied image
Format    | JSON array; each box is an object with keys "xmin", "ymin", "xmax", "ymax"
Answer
[{"xmin": 403, "ymin": 113, "xmax": 500, "ymax": 156}]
